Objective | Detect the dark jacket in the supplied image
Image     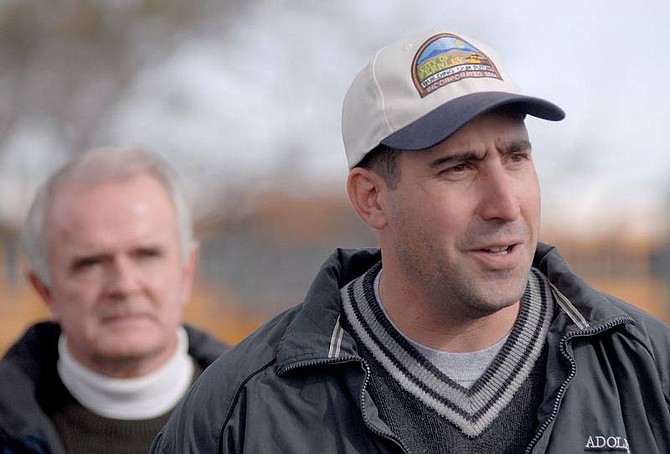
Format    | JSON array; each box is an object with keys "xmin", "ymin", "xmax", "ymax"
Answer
[
  {"xmin": 0, "ymin": 322, "xmax": 227, "ymax": 454},
  {"xmin": 152, "ymin": 244, "xmax": 670, "ymax": 453}
]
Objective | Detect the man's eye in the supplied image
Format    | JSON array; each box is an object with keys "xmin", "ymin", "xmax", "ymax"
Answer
[
  {"xmin": 448, "ymin": 164, "xmax": 469, "ymax": 173},
  {"xmin": 440, "ymin": 163, "xmax": 471, "ymax": 177},
  {"xmin": 72, "ymin": 257, "xmax": 100, "ymax": 271},
  {"xmin": 136, "ymin": 248, "xmax": 162, "ymax": 259}
]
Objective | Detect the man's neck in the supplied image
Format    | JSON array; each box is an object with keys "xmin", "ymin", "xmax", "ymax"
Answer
[
  {"xmin": 66, "ymin": 337, "xmax": 180, "ymax": 379},
  {"xmin": 57, "ymin": 328, "xmax": 194, "ymax": 420},
  {"xmin": 379, "ymin": 269, "xmax": 521, "ymax": 352}
]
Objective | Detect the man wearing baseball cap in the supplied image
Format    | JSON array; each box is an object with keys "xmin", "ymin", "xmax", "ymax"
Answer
[{"xmin": 152, "ymin": 29, "xmax": 670, "ymax": 453}]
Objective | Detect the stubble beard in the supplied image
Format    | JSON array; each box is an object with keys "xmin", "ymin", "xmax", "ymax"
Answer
[{"xmin": 396, "ymin": 240, "xmax": 529, "ymax": 321}]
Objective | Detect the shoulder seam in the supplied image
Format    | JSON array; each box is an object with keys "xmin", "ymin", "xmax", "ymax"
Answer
[{"xmin": 218, "ymin": 357, "xmax": 277, "ymax": 452}]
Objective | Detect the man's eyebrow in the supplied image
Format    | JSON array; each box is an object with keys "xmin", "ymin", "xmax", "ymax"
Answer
[
  {"xmin": 428, "ymin": 150, "xmax": 483, "ymax": 169},
  {"xmin": 427, "ymin": 139, "xmax": 533, "ymax": 168},
  {"xmin": 68, "ymin": 253, "xmax": 108, "ymax": 269},
  {"xmin": 502, "ymin": 139, "xmax": 533, "ymax": 154},
  {"xmin": 132, "ymin": 245, "xmax": 164, "ymax": 255}
]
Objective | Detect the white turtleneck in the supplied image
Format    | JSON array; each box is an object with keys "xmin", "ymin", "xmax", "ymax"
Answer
[{"xmin": 57, "ymin": 327, "xmax": 194, "ymax": 420}]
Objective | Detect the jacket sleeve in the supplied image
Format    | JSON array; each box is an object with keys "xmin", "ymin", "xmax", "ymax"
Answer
[
  {"xmin": 151, "ymin": 312, "xmax": 291, "ymax": 453},
  {"xmin": 151, "ymin": 358, "xmax": 234, "ymax": 453},
  {"xmin": 643, "ymin": 314, "xmax": 670, "ymax": 403}
]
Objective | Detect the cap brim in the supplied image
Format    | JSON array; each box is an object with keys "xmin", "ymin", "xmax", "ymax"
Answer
[{"xmin": 381, "ymin": 91, "xmax": 565, "ymax": 151}]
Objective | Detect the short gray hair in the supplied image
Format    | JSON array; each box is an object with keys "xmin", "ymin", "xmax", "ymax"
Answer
[{"xmin": 21, "ymin": 147, "xmax": 194, "ymax": 285}]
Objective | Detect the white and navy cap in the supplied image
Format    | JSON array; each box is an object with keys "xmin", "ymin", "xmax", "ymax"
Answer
[{"xmin": 342, "ymin": 29, "xmax": 565, "ymax": 169}]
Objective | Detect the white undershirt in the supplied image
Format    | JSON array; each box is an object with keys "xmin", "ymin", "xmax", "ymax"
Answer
[
  {"xmin": 374, "ymin": 269, "xmax": 507, "ymax": 387},
  {"xmin": 57, "ymin": 327, "xmax": 194, "ymax": 420}
]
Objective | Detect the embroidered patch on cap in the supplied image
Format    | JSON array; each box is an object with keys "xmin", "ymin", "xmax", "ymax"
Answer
[{"xmin": 411, "ymin": 33, "xmax": 502, "ymax": 98}]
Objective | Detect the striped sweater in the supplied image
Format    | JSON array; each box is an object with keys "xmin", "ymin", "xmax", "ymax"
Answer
[{"xmin": 340, "ymin": 263, "xmax": 554, "ymax": 453}]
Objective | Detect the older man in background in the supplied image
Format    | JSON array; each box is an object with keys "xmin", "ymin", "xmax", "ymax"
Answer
[{"xmin": 0, "ymin": 148, "xmax": 227, "ymax": 453}]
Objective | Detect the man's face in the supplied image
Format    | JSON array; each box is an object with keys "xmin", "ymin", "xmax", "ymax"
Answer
[
  {"xmin": 37, "ymin": 173, "xmax": 197, "ymax": 377},
  {"xmin": 382, "ymin": 110, "xmax": 540, "ymax": 318}
]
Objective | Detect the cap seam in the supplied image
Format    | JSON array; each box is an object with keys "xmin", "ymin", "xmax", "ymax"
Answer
[{"xmin": 370, "ymin": 49, "xmax": 393, "ymax": 138}]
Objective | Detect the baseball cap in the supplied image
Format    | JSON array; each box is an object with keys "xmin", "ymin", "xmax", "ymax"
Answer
[{"xmin": 342, "ymin": 29, "xmax": 565, "ymax": 169}]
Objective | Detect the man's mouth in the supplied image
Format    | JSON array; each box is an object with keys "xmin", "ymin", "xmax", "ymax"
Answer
[
  {"xmin": 482, "ymin": 245, "xmax": 513, "ymax": 255},
  {"xmin": 100, "ymin": 305, "xmax": 152, "ymax": 323}
]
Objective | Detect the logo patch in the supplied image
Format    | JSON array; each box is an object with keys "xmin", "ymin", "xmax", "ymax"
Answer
[
  {"xmin": 584, "ymin": 435, "xmax": 630, "ymax": 453},
  {"xmin": 411, "ymin": 33, "xmax": 502, "ymax": 98}
]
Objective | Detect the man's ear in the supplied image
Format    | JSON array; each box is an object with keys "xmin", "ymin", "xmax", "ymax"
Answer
[
  {"xmin": 347, "ymin": 168, "xmax": 388, "ymax": 230},
  {"xmin": 27, "ymin": 270, "xmax": 59, "ymax": 320}
]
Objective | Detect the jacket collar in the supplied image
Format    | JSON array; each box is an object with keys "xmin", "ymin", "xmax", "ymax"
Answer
[
  {"xmin": 533, "ymin": 242, "xmax": 634, "ymax": 332},
  {"xmin": 276, "ymin": 248, "xmax": 381, "ymax": 373},
  {"xmin": 276, "ymin": 243, "xmax": 634, "ymax": 372}
]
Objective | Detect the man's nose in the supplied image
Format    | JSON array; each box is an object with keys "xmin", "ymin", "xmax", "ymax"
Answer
[
  {"xmin": 477, "ymin": 167, "xmax": 521, "ymax": 222},
  {"xmin": 104, "ymin": 256, "xmax": 142, "ymax": 296}
]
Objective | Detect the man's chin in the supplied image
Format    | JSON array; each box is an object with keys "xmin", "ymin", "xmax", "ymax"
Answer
[
  {"xmin": 469, "ymin": 279, "xmax": 527, "ymax": 315},
  {"xmin": 100, "ymin": 314, "xmax": 156, "ymax": 331},
  {"xmin": 96, "ymin": 330, "xmax": 164, "ymax": 357}
]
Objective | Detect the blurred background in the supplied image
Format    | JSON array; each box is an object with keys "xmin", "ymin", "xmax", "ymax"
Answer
[{"xmin": 2, "ymin": 0, "xmax": 670, "ymax": 350}]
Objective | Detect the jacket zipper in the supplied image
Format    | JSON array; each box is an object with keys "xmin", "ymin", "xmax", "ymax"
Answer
[
  {"xmin": 357, "ymin": 361, "xmax": 410, "ymax": 453},
  {"xmin": 281, "ymin": 356, "xmax": 409, "ymax": 453},
  {"xmin": 278, "ymin": 355, "xmax": 359, "ymax": 374},
  {"xmin": 523, "ymin": 316, "xmax": 631, "ymax": 453}
]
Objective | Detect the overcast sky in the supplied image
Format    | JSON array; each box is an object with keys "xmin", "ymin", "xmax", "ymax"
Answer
[{"xmin": 3, "ymin": 0, "xmax": 670, "ymax": 237}]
